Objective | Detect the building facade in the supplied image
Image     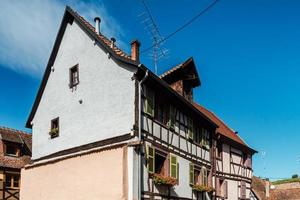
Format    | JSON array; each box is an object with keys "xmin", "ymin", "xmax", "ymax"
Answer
[
  {"xmin": 21, "ymin": 6, "xmax": 256, "ymax": 200},
  {"xmin": 0, "ymin": 127, "xmax": 31, "ymax": 200}
]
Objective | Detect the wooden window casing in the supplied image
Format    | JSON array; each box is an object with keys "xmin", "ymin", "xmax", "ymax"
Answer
[
  {"xmin": 69, "ymin": 64, "xmax": 79, "ymax": 88},
  {"xmin": 5, "ymin": 143, "xmax": 20, "ymax": 157},
  {"xmin": 5, "ymin": 173, "xmax": 20, "ymax": 189}
]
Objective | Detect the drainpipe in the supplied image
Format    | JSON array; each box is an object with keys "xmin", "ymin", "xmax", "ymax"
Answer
[{"xmin": 138, "ymin": 66, "xmax": 149, "ymax": 200}]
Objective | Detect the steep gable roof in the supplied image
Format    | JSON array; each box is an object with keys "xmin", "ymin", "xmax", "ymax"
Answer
[
  {"xmin": 26, "ymin": 6, "xmax": 139, "ymax": 128},
  {"xmin": 192, "ymin": 102, "xmax": 257, "ymax": 154}
]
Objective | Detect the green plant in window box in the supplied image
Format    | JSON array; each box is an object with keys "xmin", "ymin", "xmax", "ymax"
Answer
[
  {"xmin": 191, "ymin": 184, "xmax": 214, "ymax": 193},
  {"xmin": 49, "ymin": 128, "xmax": 59, "ymax": 137},
  {"xmin": 152, "ymin": 173, "xmax": 177, "ymax": 186}
]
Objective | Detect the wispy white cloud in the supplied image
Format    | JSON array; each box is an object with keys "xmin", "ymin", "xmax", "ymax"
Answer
[{"xmin": 0, "ymin": 0, "xmax": 126, "ymax": 77}]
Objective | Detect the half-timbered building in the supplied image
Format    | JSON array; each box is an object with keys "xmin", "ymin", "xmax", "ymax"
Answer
[
  {"xmin": 20, "ymin": 6, "xmax": 256, "ymax": 200},
  {"xmin": 0, "ymin": 127, "xmax": 31, "ymax": 200}
]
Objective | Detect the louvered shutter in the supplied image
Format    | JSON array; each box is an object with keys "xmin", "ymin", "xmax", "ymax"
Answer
[
  {"xmin": 170, "ymin": 155, "xmax": 178, "ymax": 179},
  {"xmin": 147, "ymin": 146, "xmax": 155, "ymax": 173},
  {"xmin": 224, "ymin": 181, "xmax": 228, "ymax": 198},
  {"xmin": 187, "ymin": 118, "xmax": 194, "ymax": 140},
  {"xmin": 189, "ymin": 163, "xmax": 194, "ymax": 185}
]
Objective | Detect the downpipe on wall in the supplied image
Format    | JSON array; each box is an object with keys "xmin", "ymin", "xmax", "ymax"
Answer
[{"xmin": 138, "ymin": 67, "xmax": 149, "ymax": 200}]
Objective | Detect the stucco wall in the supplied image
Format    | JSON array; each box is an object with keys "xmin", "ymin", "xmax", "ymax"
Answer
[
  {"xmin": 31, "ymin": 20, "xmax": 136, "ymax": 159},
  {"xmin": 20, "ymin": 146, "xmax": 127, "ymax": 200}
]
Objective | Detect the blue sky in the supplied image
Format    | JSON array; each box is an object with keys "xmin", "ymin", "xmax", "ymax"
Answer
[{"xmin": 1, "ymin": 0, "xmax": 300, "ymax": 179}]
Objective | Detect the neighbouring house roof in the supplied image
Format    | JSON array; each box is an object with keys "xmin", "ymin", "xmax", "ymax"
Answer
[
  {"xmin": 192, "ymin": 102, "xmax": 257, "ymax": 154},
  {"xmin": 160, "ymin": 57, "xmax": 201, "ymax": 87},
  {"xmin": 252, "ymin": 176, "xmax": 268, "ymax": 200},
  {"xmin": 251, "ymin": 176, "xmax": 300, "ymax": 200},
  {"xmin": 26, "ymin": 6, "xmax": 139, "ymax": 128},
  {"xmin": 269, "ymin": 188, "xmax": 300, "ymax": 200},
  {"xmin": 0, "ymin": 127, "xmax": 32, "ymax": 169}
]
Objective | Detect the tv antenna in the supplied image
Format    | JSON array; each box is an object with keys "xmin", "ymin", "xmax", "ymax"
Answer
[{"xmin": 139, "ymin": 0, "xmax": 169, "ymax": 74}]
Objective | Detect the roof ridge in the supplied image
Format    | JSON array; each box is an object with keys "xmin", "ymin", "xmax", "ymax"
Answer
[
  {"xmin": 69, "ymin": 7, "xmax": 132, "ymax": 61},
  {"xmin": 0, "ymin": 126, "xmax": 31, "ymax": 135}
]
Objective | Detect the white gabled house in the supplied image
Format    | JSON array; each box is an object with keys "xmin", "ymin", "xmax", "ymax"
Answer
[{"xmin": 21, "ymin": 6, "xmax": 256, "ymax": 200}]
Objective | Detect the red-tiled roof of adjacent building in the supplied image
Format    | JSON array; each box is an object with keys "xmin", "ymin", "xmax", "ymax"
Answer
[
  {"xmin": 192, "ymin": 102, "xmax": 252, "ymax": 150},
  {"xmin": 0, "ymin": 126, "xmax": 32, "ymax": 168}
]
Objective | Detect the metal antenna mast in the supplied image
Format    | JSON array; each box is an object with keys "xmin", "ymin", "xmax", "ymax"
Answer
[{"xmin": 139, "ymin": 0, "xmax": 169, "ymax": 74}]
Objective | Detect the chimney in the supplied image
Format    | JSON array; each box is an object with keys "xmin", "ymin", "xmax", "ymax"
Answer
[
  {"xmin": 94, "ymin": 17, "xmax": 101, "ymax": 34},
  {"xmin": 131, "ymin": 40, "xmax": 141, "ymax": 62},
  {"xmin": 111, "ymin": 38, "xmax": 116, "ymax": 48},
  {"xmin": 265, "ymin": 180, "xmax": 270, "ymax": 198}
]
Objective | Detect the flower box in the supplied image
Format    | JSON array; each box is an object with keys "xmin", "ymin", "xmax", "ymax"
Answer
[
  {"xmin": 49, "ymin": 128, "xmax": 59, "ymax": 137},
  {"xmin": 192, "ymin": 184, "xmax": 214, "ymax": 193},
  {"xmin": 152, "ymin": 173, "xmax": 177, "ymax": 186}
]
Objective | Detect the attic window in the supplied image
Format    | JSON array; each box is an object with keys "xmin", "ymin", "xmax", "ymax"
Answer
[
  {"xmin": 69, "ymin": 64, "xmax": 79, "ymax": 88},
  {"xmin": 5, "ymin": 144, "xmax": 19, "ymax": 157}
]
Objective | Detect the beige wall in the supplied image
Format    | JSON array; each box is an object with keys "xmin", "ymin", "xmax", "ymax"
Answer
[{"xmin": 20, "ymin": 146, "xmax": 127, "ymax": 200}]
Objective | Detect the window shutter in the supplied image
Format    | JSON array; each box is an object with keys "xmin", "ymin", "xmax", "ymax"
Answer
[
  {"xmin": 187, "ymin": 118, "xmax": 194, "ymax": 140},
  {"xmin": 170, "ymin": 154, "xmax": 178, "ymax": 179},
  {"xmin": 168, "ymin": 105, "xmax": 175, "ymax": 128},
  {"xmin": 216, "ymin": 178, "xmax": 220, "ymax": 196},
  {"xmin": 224, "ymin": 181, "xmax": 228, "ymax": 198},
  {"xmin": 147, "ymin": 146, "xmax": 155, "ymax": 173},
  {"xmin": 144, "ymin": 87, "xmax": 155, "ymax": 117},
  {"xmin": 189, "ymin": 163, "xmax": 194, "ymax": 185},
  {"xmin": 241, "ymin": 181, "xmax": 246, "ymax": 198}
]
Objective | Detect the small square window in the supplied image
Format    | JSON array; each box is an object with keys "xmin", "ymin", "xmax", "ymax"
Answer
[
  {"xmin": 49, "ymin": 117, "xmax": 59, "ymax": 138},
  {"xmin": 69, "ymin": 64, "xmax": 79, "ymax": 88},
  {"xmin": 5, "ymin": 144, "xmax": 19, "ymax": 157},
  {"xmin": 5, "ymin": 174, "xmax": 20, "ymax": 189}
]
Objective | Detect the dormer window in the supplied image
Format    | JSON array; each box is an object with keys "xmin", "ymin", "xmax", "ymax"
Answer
[
  {"xmin": 5, "ymin": 144, "xmax": 19, "ymax": 157},
  {"xmin": 49, "ymin": 117, "xmax": 59, "ymax": 138},
  {"xmin": 69, "ymin": 64, "xmax": 79, "ymax": 88}
]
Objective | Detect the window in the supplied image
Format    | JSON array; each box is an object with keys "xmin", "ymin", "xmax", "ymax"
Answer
[
  {"xmin": 189, "ymin": 163, "xmax": 209, "ymax": 187},
  {"xmin": 147, "ymin": 146, "xmax": 178, "ymax": 179},
  {"xmin": 201, "ymin": 128, "xmax": 210, "ymax": 148},
  {"xmin": 147, "ymin": 146, "xmax": 168, "ymax": 176},
  {"xmin": 69, "ymin": 64, "xmax": 79, "ymax": 88},
  {"xmin": 189, "ymin": 163, "xmax": 202, "ymax": 185},
  {"xmin": 49, "ymin": 117, "xmax": 59, "ymax": 138},
  {"xmin": 5, "ymin": 173, "xmax": 20, "ymax": 188},
  {"xmin": 155, "ymin": 101, "xmax": 168, "ymax": 124},
  {"xmin": 143, "ymin": 87, "xmax": 155, "ymax": 117},
  {"xmin": 5, "ymin": 144, "xmax": 19, "ymax": 157}
]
